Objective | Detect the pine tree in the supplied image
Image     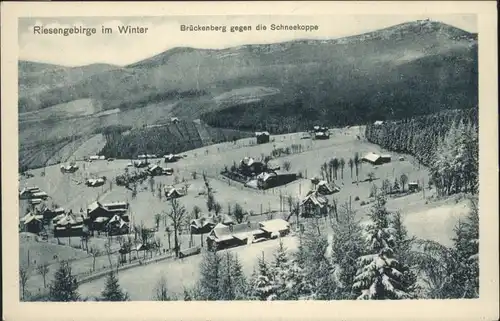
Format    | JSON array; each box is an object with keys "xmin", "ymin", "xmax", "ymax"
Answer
[
  {"xmin": 230, "ymin": 254, "xmax": 248, "ymax": 300},
  {"xmin": 248, "ymin": 253, "xmax": 276, "ymax": 300},
  {"xmin": 330, "ymin": 203, "xmax": 365, "ymax": 299},
  {"xmin": 299, "ymin": 226, "xmax": 336, "ymax": 300},
  {"xmin": 100, "ymin": 271, "xmax": 129, "ymax": 301},
  {"xmin": 449, "ymin": 196, "xmax": 479, "ymax": 298},
  {"xmin": 197, "ymin": 251, "xmax": 223, "ymax": 300},
  {"xmin": 391, "ymin": 212, "xmax": 419, "ymax": 298},
  {"xmin": 353, "ymin": 196, "xmax": 410, "ymax": 300},
  {"xmin": 49, "ymin": 261, "xmax": 80, "ymax": 302}
]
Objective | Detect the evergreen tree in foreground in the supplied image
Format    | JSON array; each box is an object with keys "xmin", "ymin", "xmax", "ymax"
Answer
[
  {"xmin": 197, "ymin": 250, "xmax": 223, "ymax": 300},
  {"xmin": 330, "ymin": 202, "xmax": 365, "ymax": 299},
  {"xmin": 353, "ymin": 196, "xmax": 412, "ymax": 300},
  {"xmin": 248, "ymin": 253, "xmax": 277, "ymax": 300},
  {"xmin": 100, "ymin": 271, "xmax": 129, "ymax": 301},
  {"xmin": 49, "ymin": 260, "xmax": 80, "ymax": 302}
]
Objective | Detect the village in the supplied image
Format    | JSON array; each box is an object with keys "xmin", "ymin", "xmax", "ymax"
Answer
[{"xmin": 17, "ymin": 121, "xmax": 455, "ymax": 300}]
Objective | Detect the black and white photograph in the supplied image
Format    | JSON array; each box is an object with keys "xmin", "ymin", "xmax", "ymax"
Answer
[{"xmin": 2, "ymin": 1, "xmax": 498, "ymax": 321}]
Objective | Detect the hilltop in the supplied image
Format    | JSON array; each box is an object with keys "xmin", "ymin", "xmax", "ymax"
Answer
[{"xmin": 18, "ymin": 19, "xmax": 478, "ymax": 170}]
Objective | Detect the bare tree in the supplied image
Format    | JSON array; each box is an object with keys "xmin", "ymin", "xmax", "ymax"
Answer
[
  {"xmin": 36, "ymin": 261, "xmax": 50, "ymax": 288},
  {"xmin": 104, "ymin": 238, "xmax": 113, "ymax": 268},
  {"xmin": 348, "ymin": 158, "xmax": 354, "ymax": 179},
  {"xmin": 400, "ymin": 174, "xmax": 409, "ymax": 192},
  {"xmin": 89, "ymin": 246, "xmax": 100, "ymax": 272},
  {"xmin": 19, "ymin": 265, "xmax": 31, "ymax": 300},
  {"xmin": 167, "ymin": 198, "xmax": 187, "ymax": 258},
  {"xmin": 340, "ymin": 158, "xmax": 345, "ymax": 179},
  {"xmin": 354, "ymin": 153, "xmax": 361, "ymax": 184},
  {"xmin": 214, "ymin": 202, "xmax": 222, "ymax": 216},
  {"xmin": 154, "ymin": 214, "xmax": 162, "ymax": 231}
]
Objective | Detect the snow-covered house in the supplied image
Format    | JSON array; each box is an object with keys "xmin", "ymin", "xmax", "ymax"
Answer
[
  {"xmin": 301, "ymin": 191, "xmax": 328, "ymax": 217},
  {"xmin": 362, "ymin": 152, "xmax": 383, "ymax": 165},
  {"xmin": 316, "ymin": 180, "xmax": 340, "ymax": 195},
  {"xmin": 190, "ymin": 216, "xmax": 216, "ymax": 235},
  {"xmin": 259, "ymin": 219, "xmax": 290, "ymax": 238},
  {"xmin": 255, "ymin": 131, "xmax": 270, "ymax": 144},
  {"xmin": 165, "ymin": 186, "xmax": 184, "ymax": 200}
]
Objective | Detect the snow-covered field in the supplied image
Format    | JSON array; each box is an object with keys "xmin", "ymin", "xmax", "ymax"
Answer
[{"xmin": 19, "ymin": 126, "xmax": 467, "ymax": 298}]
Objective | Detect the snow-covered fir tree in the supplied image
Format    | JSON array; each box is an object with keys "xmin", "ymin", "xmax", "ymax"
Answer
[
  {"xmin": 48, "ymin": 261, "xmax": 80, "ymax": 302},
  {"xmin": 298, "ymin": 226, "xmax": 337, "ymax": 300},
  {"xmin": 197, "ymin": 250, "xmax": 223, "ymax": 300},
  {"xmin": 449, "ymin": 196, "xmax": 479, "ymax": 298},
  {"xmin": 330, "ymin": 202, "xmax": 365, "ymax": 299},
  {"xmin": 248, "ymin": 252, "xmax": 277, "ymax": 300},
  {"xmin": 100, "ymin": 271, "xmax": 129, "ymax": 301},
  {"xmin": 353, "ymin": 195, "xmax": 412, "ymax": 300},
  {"xmin": 218, "ymin": 252, "xmax": 248, "ymax": 300}
]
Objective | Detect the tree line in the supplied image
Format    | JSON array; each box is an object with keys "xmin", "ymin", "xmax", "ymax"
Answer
[
  {"xmin": 99, "ymin": 121, "xmax": 252, "ymax": 159},
  {"xmin": 365, "ymin": 108, "xmax": 478, "ymax": 195}
]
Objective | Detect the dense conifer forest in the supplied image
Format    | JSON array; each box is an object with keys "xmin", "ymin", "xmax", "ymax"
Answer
[{"xmin": 365, "ymin": 108, "xmax": 478, "ymax": 195}]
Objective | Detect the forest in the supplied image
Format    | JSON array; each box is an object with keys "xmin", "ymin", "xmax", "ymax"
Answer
[
  {"xmin": 99, "ymin": 121, "xmax": 253, "ymax": 159},
  {"xmin": 365, "ymin": 108, "xmax": 478, "ymax": 196}
]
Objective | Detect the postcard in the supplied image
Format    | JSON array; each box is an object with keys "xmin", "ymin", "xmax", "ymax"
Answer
[{"xmin": 1, "ymin": 1, "xmax": 498, "ymax": 321}]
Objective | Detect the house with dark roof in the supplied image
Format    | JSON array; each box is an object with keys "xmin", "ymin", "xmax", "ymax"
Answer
[
  {"xmin": 255, "ymin": 131, "xmax": 270, "ymax": 144},
  {"xmin": 316, "ymin": 180, "xmax": 340, "ymax": 195},
  {"xmin": 190, "ymin": 216, "xmax": 216, "ymax": 235}
]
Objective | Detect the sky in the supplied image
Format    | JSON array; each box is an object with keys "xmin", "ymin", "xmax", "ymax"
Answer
[{"xmin": 18, "ymin": 14, "xmax": 477, "ymax": 67}]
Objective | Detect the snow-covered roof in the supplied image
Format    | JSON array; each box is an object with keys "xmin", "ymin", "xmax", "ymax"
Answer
[
  {"xmin": 301, "ymin": 192, "xmax": 327, "ymax": 207},
  {"xmin": 257, "ymin": 172, "xmax": 277, "ymax": 182},
  {"xmin": 255, "ymin": 131, "xmax": 270, "ymax": 136},
  {"xmin": 94, "ymin": 217, "xmax": 109, "ymax": 223},
  {"xmin": 259, "ymin": 219, "xmax": 290, "ymax": 233},
  {"xmin": 374, "ymin": 120, "xmax": 384, "ymax": 126},
  {"xmin": 380, "ymin": 154, "xmax": 392, "ymax": 159},
  {"xmin": 362, "ymin": 152, "xmax": 381, "ymax": 163},
  {"xmin": 87, "ymin": 201, "xmax": 102, "ymax": 212}
]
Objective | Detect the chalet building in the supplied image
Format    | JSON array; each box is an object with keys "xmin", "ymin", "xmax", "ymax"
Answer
[
  {"xmin": 207, "ymin": 222, "xmax": 266, "ymax": 251},
  {"xmin": 258, "ymin": 219, "xmax": 290, "ymax": 238},
  {"xmin": 171, "ymin": 117, "xmax": 180, "ymax": 124},
  {"xmin": 408, "ymin": 182, "xmax": 420, "ymax": 192},
  {"xmin": 133, "ymin": 160, "xmax": 150, "ymax": 168},
  {"xmin": 60, "ymin": 164, "xmax": 79, "ymax": 173},
  {"xmin": 255, "ymin": 131, "xmax": 270, "ymax": 144},
  {"xmin": 380, "ymin": 154, "xmax": 392, "ymax": 163},
  {"xmin": 314, "ymin": 131, "xmax": 330, "ymax": 140},
  {"xmin": 301, "ymin": 191, "xmax": 328, "ymax": 217},
  {"xmin": 41, "ymin": 207, "xmax": 65, "ymax": 223},
  {"xmin": 89, "ymin": 155, "xmax": 100, "ymax": 161},
  {"xmin": 190, "ymin": 216, "xmax": 216, "ymax": 235},
  {"xmin": 165, "ymin": 186, "xmax": 184, "ymax": 200},
  {"xmin": 86, "ymin": 201, "xmax": 129, "ymax": 226},
  {"xmin": 29, "ymin": 198, "xmax": 43, "ymax": 206},
  {"xmin": 19, "ymin": 186, "xmax": 41, "ymax": 199},
  {"xmin": 240, "ymin": 157, "xmax": 266, "ymax": 176},
  {"xmin": 106, "ymin": 215, "xmax": 129, "ymax": 236},
  {"xmin": 54, "ymin": 212, "xmax": 87, "ymax": 238},
  {"xmin": 362, "ymin": 152, "xmax": 384, "ymax": 165},
  {"xmin": 164, "ymin": 154, "xmax": 182, "ymax": 163},
  {"xmin": 86, "ymin": 178, "xmax": 106, "ymax": 187},
  {"xmin": 374, "ymin": 120, "xmax": 384, "ymax": 126},
  {"xmin": 257, "ymin": 171, "xmax": 297, "ymax": 190},
  {"xmin": 316, "ymin": 180, "xmax": 340, "ymax": 195},
  {"xmin": 21, "ymin": 213, "xmax": 44, "ymax": 234},
  {"xmin": 147, "ymin": 165, "xmax": 174, "ymax": 176}
]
